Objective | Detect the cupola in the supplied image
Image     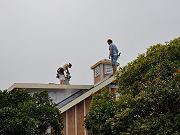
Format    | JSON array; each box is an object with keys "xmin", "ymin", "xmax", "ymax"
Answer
[{"xmin": 91, "ymin": 59, "xmax": 113, "ymax": 84}]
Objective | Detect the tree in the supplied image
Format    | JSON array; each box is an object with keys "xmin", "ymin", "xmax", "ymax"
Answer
[
  {"xmin": 84, "ymin": 37, "xmax": 180, "ymax": 135},
  {"xmin": 112, "ymin": 37, "xmax": 180, "ymax": 134},
  {"xmin": 84, "ymin": 88, "xmax": 117, "ymax": 135},
  {"xmin": 0, "ymin": 89, "xmax": 63, "ymax": 135}
]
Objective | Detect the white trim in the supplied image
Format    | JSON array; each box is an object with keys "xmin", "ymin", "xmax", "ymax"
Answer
[
  {"xmin": 66, "ymin": 111, "xmax": 68, "ymax": 135},
  {"xmin": 75, "ymin": 105, "xmax": 77, "ymax": 135},
  {"xmin": 84, "ymin": 100, "xmax": 86, "ymax": 135},
  {"xmin": 60, "ymin": 75, "xmax": 115, "ymax": 113},
  {"xmin": 7, "ymin": 83, "xmax": 93, "ymax": 92}
]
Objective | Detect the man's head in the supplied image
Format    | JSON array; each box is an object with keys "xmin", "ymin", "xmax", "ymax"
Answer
[
  {"xmin": 68, "ymin": 63, "xmax": 72, "ymax": 68},
  {"xmin": 107, "ymin": 39, "xmax": 113, "ymax": 45}
]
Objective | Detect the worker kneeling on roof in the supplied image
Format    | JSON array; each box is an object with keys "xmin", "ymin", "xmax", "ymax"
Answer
[{"xmin": 56, "ymin": 63, "xmax": 72, "ymax": 85}]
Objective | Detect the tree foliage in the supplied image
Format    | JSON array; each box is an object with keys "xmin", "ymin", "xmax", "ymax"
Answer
[
  {"xmin": 84, "ymin": 37, "xmax": 180, "ymax": 135},
  {"xmin": 113, "ymin": 37, "xmax": 180, "ymax": 135},
  {"xmin": 84, "ymin": 88, "xmax": 117, "ymax": 135},
  {"xmin": 0, "ymin": 89, "xmax": 63, "ymax": 135}
]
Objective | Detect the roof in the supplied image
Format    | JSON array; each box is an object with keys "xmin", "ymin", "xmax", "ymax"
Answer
[
  {"xmin": 7, "ymin": 75, "xmax": 116, "ymax": 113},
  {"xmin": 91, "ymin": 59, "xmax": 111, "ymax": 69},
  {"xmin": 7, "ymin": 83, "xmax": 93, "ymax": 92},
  {"xmin": 59, "ymin": 75, "xmax": 116, "ymax": 113}
]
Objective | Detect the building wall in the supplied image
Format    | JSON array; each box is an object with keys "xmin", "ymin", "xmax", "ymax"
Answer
[
  {"xmin": 111, "ymin": 88, "xmax": 117, "ymax": 100},
  {"xmin": 77, "ymin": 101, "xmax": 84, "ymax": 135},
  {"xmin": 85, "ymin": 97, "xmax": 92, "ymax": 115},
  {"xmin": 93, "ymin": 64, "xmax": 113, "ymax": 84},
  {"xmin": 85, "ymin": 96, "xmax": 92, "ymax": 134},
  {"xmin": 29, "ymin": 89, "xmax": 79, "ymax": 104},
  {"xmin": 68, "ymin": 107, "xmax": 75, "ymax": 135},
  {"xmin": 62, "ymin": 97, "xmax": 92, "ymax": 135},
  {"xmin": 60, "ymin": 60, "xmax": 116, "ymax": 135},
  {"xmin": 94, "ymin": 74, "xmax": 101, "ymax": 84},
  {"xmin": 61, "ymin": 85, "xmax": 119, "ymax": 135}
]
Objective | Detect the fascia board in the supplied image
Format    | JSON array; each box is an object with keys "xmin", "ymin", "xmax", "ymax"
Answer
[
  {"xmin": 59, "ymin": 75, "xmax": 115, "ymax": 113},
  {"xmin": 7, "ymin": 83, "xmax": 93, "ymax": 92}
]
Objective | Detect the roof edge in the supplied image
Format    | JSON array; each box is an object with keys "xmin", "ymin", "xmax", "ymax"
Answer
[
  {"xmin": 59, "ymin": 75, "xmax": 116, "ymax": 113},
  {"xmin": 7, "ymin": 83, "xmax": 93, "ymax": 92},
  {"xmin": 91, "ymin": 59, "xmax": 111, "ymax": 69}
]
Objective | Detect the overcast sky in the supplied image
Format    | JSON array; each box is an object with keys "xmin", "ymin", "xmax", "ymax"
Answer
[{"xmin": 0, "ymin": 0, "xmax": 179, "ymax": 90}]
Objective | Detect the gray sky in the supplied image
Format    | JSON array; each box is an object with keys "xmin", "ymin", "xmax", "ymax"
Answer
[{"xmin": 0, "ymin": 0, "xmax": 180, "ymax": 90}]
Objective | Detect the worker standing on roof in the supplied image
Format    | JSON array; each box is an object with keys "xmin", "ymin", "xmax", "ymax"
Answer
[
  {"xmin": 107, "ymin": 39, "xmax": 120, "ymax": 75},
  {"xmin": 56, "ymin": 63, "xmax": 72, "ymax": 85}
]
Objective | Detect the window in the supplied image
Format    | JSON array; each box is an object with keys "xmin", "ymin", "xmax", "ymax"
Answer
[
  {"xmin": 104, "ymin": 65, "xmax": 113, "ymax": 74},
  {"xmin": 94, "ymin": 66, "xmax": 100, "ymax": 77}
]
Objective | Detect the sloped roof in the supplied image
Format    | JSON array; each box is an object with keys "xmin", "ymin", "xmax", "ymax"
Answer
[
  {"xmin": 59, "ymin": 75, "xmax": 116, "ymax": 113},
  {"xmin": 91, "ymin": 59, "xmax": 111, "ymax": 69},
  {"xmin": 7, "ymin": 83, "xmax": 93, "ymax": 92},
  {"xmin": 7, "ymin": 76, "xmax": 116, "ymax": 113}
]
